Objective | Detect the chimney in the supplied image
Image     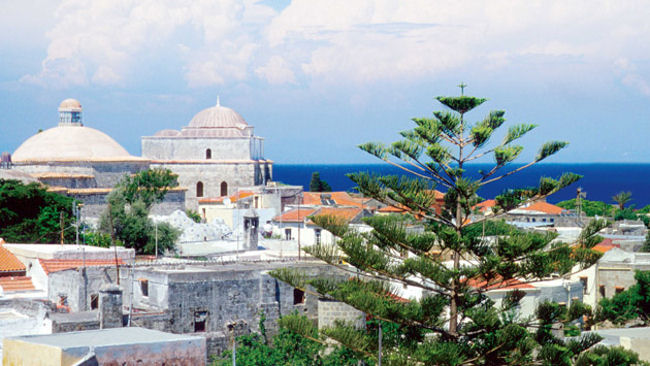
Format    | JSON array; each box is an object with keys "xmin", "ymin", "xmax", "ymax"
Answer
[{"xmin": 99, "ymin": 284, "xmax": 123, "ymax": 329}]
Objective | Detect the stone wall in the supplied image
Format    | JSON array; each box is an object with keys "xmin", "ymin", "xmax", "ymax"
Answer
[
  {"xmin": 151, "ymin": 161, "xmax": 271, "ymax": 210},
  {"xmin": 317, "ymin": 299, "xmax": 365, "ymax": 329},
  {"xmin": 142, "ymin": 137, "xmax": 253, "ymax": 161}
]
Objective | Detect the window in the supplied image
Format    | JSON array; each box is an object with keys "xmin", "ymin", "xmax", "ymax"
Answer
[
  {"xmin": 285, "ymin": 228, "xmax": 292, "ymax": 240},
  {"xmin": 220, "ymin": 181, "xmax": 228, "ymax": 197},
  {"xmin": 206, "ymin": 149, "xmax": 212, "ymax": 159},
  {"xmin": 579, "ymin": 277, "xmax": 588, "ymax": 295},
  {"xmin": 293, "ymin": 288, "xmax": 305, "ymax": 305},
  {"xmin": 315, "ymin": 229, "xmax": 322, "ymax": 245},
  {"xmin": 140, "ymin": 279, "xmax": 149, "ymax": 297},
  {"xmin": 615, "ymin": 286, "xmax": 624, "ymax": 294},
  {"xmin": 599, "ymin": 285, "xmax": 606, "ymax": 297},
  {"xmin": 194, "ymin": 311, "xmax": 208, "ymax": 332},
  {"xmin": 550, "ymin": 218, "xmax": 555, "ymax": 223},
  {"xmin": 90, "ymin": 294, "xmax": 99, "ymax": 310},
  {"xmin": 196, "ymin": 181, "xmax": 204, "ymax": 198}
]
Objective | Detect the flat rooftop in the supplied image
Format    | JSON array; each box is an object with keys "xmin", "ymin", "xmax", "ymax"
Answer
[{"xmin": 9, "ymin": 327, "xmax": 201, "ymax": 348}]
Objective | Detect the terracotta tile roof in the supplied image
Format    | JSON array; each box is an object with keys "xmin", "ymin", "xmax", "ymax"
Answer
[
  {"xmin": 39, "ymin": 258, "xmax": 124, "ymax": 275},
  {"xmin": 0, "ymin": 276, "xmax": 35, "ymax": 292},
  {"xmin": 273, "ymin": 208, "xmax": 318, "ymax": 223},
  {"xmin": 520, "ymin": 201, "xmax": 564, "ymax": 215},
  {"xmin": 0, "ymin": 244, "xmax": 26, "ymax": 273},
  {"xmin": 474, "ymin": 199, "xmax": 497, "ymax": 213},
  {"xmin": 198, "ymin": 191, "xmax": 254, "ymax": 204},
  {"xmin": 466, "ymin": 275, "xmax": 535, "ymax": 291},
  {"xmin": 32, "ymin": 172, "xmax": 95, "ymax": 179},
  {"xmin": 302, "ymin": 192, "xmax": 371, "ymax": 207},
  {"xmin": 591, "ymin": 238, "xmax": 620, "ymax": 253},
  {"xmin": 310, "ymin": 207, "xmax": 363, "ymax": 223}
]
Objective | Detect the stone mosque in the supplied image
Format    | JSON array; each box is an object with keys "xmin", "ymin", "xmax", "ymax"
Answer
[{"xmin": 3, "ymin": 97, "xmax": 273, "ymax": 219}]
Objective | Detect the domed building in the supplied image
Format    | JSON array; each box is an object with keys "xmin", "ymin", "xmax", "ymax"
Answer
[
  {"xmin": 142, "ymin": 98, "xmax": 272, "ymax": 210},
  {"xmin": 10, "ymin": 99, "xmax": 185, "ymax": 219}
]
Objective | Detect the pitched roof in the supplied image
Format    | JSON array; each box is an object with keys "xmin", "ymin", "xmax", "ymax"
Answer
[
  {"xmin": 0, "ymin": 243, "xmax": 26, "ymax": 273},
  {"xmin": 272, "ymin": 208, "xmax": 319, "ymax": 223},
  {"xmin": 308, "ymin": 207, "xmax": 363, "ymax": 224},
  {"xmin": 591, "ymin": 238, "xmax": 620, "ymax": 253},
  {"xmin": 466, "ymin": 275, "xmax": 535, "ymax": 291},
  {"xmin": 302, "ymin": 192, "xmax": 370, "ymax": 207},
  {"xmin": 0, "ymin": 276, "xmax": 35, "ymax": 292},
  {"xmin": 198, "ymin": 190, "xmax": 254, "ymax": 204},
  {"xmin": 39, "ymin": 258, "xmax": 124, "ymax": 275},
  {"xmin": 474, "ymin": 199, "xmax": 497, "ymax": 213},
  {"xmin": 520, "ymin": 201, "xmax": 564, "ymax": 215}
]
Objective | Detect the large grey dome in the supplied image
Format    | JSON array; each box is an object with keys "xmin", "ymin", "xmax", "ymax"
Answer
[{"xmin": 188, "ymin": 100, "xmax": 248, "ymax": 129}]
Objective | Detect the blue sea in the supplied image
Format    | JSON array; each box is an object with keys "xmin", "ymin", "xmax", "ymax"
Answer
[{"xmin": 273, "ymin": 164, "xmax": 650, "ymax": 207}]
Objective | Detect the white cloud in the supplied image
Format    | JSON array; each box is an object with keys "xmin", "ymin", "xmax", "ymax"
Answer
[
  {"xmin": 255, "ymin": 56, "xmax": 296, "ymax": 84},
  {"xmin": 16, "ymin": 0, "xmax": 650, "ymax": 95},
  {"xmin": 615, "ymin": 58, "xmax": 650, "ymax": 96}
]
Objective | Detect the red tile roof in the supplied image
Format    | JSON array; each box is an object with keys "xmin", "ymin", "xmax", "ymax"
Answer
[
  {"xmin": 302, "ymin": 192, "xmax": 370, "ymax": 207},
  {"xmin": 0, "ymin": 243, "xmax": 26, "ymax": 273},
  {"xmin": 474, "ymin": 199, "xmax": 497, "ymax": 213},
  {"xmin": 198, "ymin": 191, "xmax": 254, "ymax": 204},
  {"xmin": 39, "ymin": 258, "xmax": 125, "ymax": 275},
  {"xmin": 591, "ymin": 238, "xmax": 620, "ymax": 253},
  {"xmin": 0, "ymin": 276, "xmax": 35, "ymax": 292},
  {"xmin": 466, "ymin": 275, "xmax": 535, "ymax": 291},
  {"xmin": 309, "ymin": 207, "xmax": 363, "ymax": 224},
  {"xmin": 272, "ymin": 208, "xmax": 318, "ymax": 223},
  {"xmin": 520, "ymin": 201, "xmax": 564, "ymax": 215}
]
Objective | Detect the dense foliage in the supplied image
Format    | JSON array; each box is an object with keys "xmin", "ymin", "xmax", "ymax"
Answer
[
  {"xmin": 270, "ymin": 91, "xmax": 633, "ymax": 365},
  {"xmin": 99, "ymin": 169, "xmax": 179, "ymax": 254},
  {"xmin": 556, "ymin": 198, "xmax": 614, "ymax": 217},
  {"xmin": 0, "ymin": 179, "xmax": 76, "ymax": 243},
  {"xmin": 596, "ymin": 270, "xmax": 650, "ymax": 325},
  {"xmin": 309, "ymin": 171, "xmax": 332, "ymax": 192},
  {"xmin": 212, "ymin": 313, "xmax": 365, "ymax": 366}
]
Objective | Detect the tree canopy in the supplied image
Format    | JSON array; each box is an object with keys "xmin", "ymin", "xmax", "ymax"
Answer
[
  {"xmin": 99, "ymin": 168, "xmax": 179, "ymax": 254},
  {"xmin": 270, "ymin": 90, "xmax": 632, "ymax": 365},
  {"xmin": 0, "ymin": 179, "xmax": 76, "ymax": 243},
  {"xmin": 310, "ymin": 171, "xmax": 332, "ymax": 192}
]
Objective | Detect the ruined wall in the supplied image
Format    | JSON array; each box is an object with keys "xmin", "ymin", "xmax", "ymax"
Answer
[{"xmin": 317, "ymin": 299, "xmax": 365, "ymax": 329}]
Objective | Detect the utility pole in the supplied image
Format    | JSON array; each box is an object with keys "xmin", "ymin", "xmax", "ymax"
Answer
[
  {"xmin": 155, "ymin": 221, "xmax": 158, "ymax": 259},
  {"xmin": 378, "ymin": 322, "xmax": 382, "ymax": 366},
  {"xmin": 60, "ymin": 211, "xmax": 64, "ymax": 245},
  {"xmin": 108, "ymin": 203, "xmax": 120, "ymax": 285}
]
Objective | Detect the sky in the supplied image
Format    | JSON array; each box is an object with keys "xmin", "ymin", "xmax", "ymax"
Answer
[{"xmin": 1, "ymin": 0, "xmax": 649, "ymax": 164}]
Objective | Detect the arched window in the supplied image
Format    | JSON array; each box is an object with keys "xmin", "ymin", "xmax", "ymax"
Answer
[
  {"xmin": 220, "ymin": 181, "xmax": 228, "ymax": 197},
  {"xmin": 206, "ymin": 149, "xmax": 212, "ymax": 159},
  {"xmin": 196, "ymin": 181, "xmax": 204, "ymax": 197}
]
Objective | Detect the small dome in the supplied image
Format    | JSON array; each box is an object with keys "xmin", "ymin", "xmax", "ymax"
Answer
[
  {"xmin": 59, "ymin": 98, "xmax": 82, "ymax": 111},
  {"xmin": 154, "ymin": 129, "xmax": 181, "ymax": 137},
  {"xmin": 188, "ymin": 100, "xmax": 248, "ymax": 129}
]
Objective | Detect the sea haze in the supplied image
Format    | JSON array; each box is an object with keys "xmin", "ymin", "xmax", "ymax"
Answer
[{"xmin": 273, "ymin": 164, "xmax": 650, "ymax": 207}]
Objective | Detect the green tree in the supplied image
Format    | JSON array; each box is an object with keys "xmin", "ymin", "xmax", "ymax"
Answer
[
  {"xmin": 212, "ymin": 314, "xmax": 365, "ymax": 366},
  {"xmin": 309, "ymin": 171, "xmax": 332, "ymax": 192},
  {"xmin": 612, "ymin": 191, "xmax": 632, "ymax": 211},
  {"xmin": 99, "ymin": 169, "xmax": 179, "ymax": 254},
  {"xmin": 596, "ymin": 270, "xmax": 650, "ymax": 325},
  {"xmin": 271, "ymin": 90, "xmax": 620, "ymax": 365},
  {"xmin": 557, "ymin": 198, "xmax": 614, "ymax": 217},
  {"xmin": 642, "ymin": 231, "xmax": 650, "ymax": 253},
  {"xmin": 0, "ymin": 179, "xmax": 76, "ymax": 243}
]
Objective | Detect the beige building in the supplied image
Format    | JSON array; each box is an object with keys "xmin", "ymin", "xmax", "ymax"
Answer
[{"xmin": 142, "ymin": 98, "xmax": 273, "ymax": 210}]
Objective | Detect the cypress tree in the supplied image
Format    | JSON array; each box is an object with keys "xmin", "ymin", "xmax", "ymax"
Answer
[{"xmin": 271, "ymin": 88, "xmax": 619, "ymax": 365}]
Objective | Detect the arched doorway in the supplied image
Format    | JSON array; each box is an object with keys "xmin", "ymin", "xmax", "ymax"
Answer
[
  {"xmin": 220, "ymin": 181, "xmax": 228, "ymax": 197},
  {"xmin": 196, "ymin": 181, "xmax": 204, "ymax": 197},
  {"xmin": 205, "ymin": 149, "xmax": 212, "ymax": 159}
]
